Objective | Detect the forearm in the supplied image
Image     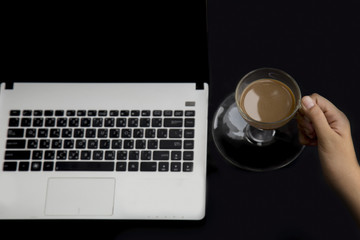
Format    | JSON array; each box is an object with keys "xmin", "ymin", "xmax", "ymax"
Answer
[{"xmin": 320, "ymin": 154, "xmax": 360, "ymax": 227}]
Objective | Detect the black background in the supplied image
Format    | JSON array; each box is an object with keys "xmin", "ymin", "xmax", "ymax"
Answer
[{"xmin": 2, "ymin": 0, "xmax": 360, "ymax": 239}]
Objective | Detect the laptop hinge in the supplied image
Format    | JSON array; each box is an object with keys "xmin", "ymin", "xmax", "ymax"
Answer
[
  {"xmin": 196, "ymin": 82, "xmax": 204, "ymax": 90},
  {"xmin": 5, "ymin": 82, "xmax": 14, "ymax": 90}
]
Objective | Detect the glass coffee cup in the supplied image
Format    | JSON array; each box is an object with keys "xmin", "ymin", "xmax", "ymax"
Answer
[{"xmin": 212, "ymin": 68, "xmax": 304, "ymax": 171}]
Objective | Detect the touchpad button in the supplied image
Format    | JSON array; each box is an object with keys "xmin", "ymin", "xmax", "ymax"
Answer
[{"xmin": 45, "ymin": 178, "xmax": 115, "ymax": 216}]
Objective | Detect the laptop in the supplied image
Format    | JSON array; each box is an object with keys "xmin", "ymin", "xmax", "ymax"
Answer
[{"xmin": 0, "ymin": 1, "xmax": 209, "ymax": 219}]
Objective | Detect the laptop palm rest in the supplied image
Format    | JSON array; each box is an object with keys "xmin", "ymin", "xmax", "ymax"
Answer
[{"xmin": 45, "ymin": 178, "xmax": 115, "ymax": 216}]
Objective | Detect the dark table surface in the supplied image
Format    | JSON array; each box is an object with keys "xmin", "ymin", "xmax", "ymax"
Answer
[{"xmin": 2, "ymin": 1, "xmax": 360, "ymax": 239}]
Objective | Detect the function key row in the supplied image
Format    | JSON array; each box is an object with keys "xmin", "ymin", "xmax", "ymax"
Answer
[{"xmin": 10, "ymin": 110, "xmax": 195, "ymax": 117}]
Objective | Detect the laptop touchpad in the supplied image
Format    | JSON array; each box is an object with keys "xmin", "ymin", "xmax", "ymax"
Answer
[{"xmin": 45, "ymin": 178, "xmax": 115, "ymax": 216}]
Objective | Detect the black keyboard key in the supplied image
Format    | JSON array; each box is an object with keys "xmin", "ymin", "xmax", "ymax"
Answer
[
  {"xmin": 140, "ymin": 118, "xmax": 150, "ymax": 127},
  {"xmin": 23, "ymin": 110, "xmax": 32, "ymax": 116},
  {"xmin": 69, "ymin": 118, "xmax": 79, "ymax": 127},
  {"xmin": 56, "ymin": 150, "xmax": 67, "ymax": 160},
  {"xmin": 111, "ymin": 140, "xmax": 122, "ymax": 149},
  {"xmin": 68, "ymin": 150, "xmax": 79, "ymax": 160},
  {"xmin": 120, "ymin": 110, "xmax": 129, "ymax": 116},
  {"xmin": 5, "ymin": 150, "xmax": 31, "ymax": 160},
  {"xmin": 37, "ymin": 129, "xmax": 48, "ymax": 138},
  {"xmin": 184, "ymin": 140, "xmax": 194, "ymax": 149},
  {"xmin": 81, "ymin": 151, "xmax": 91, "ymax": 160},
  {"xmin": 128, "ymin": 118, "xmax": 138, "ymax": 127},
  {"xmin": 77, "ymin": 110, "xmax": 86, "ymax": 116},
  {"xmin": 6, "ymin": 140, "xmax": 26, "ymax": 149},
  {"xmin": 131, "ymin": 110, "xmax": 140, "ymax": 116},
  {"xmin": 44, "ymin": 110, "xmax": 54, "ymax": 116},
  {"xmin": 169, "ymin": 129, "xmax": 182, "ymax": 138},
  {"xmin": 141, "ymin": 151, "xmax": 151, "ymax": 160},
  {"xmin": 57, "ymin": 118, "xmax": 67, "ymax": 127},
  {"xmin": 55, "ymin": 162, "xmax": 114, "ymax": 171},
  {"xmin": 185, "ymin": 110, "xmax": 195, "ymax": 117},
  {"xmin": 92, "ymin": 118, "xmax": 103, "ymax": 127},
  {"xmin": 153, "ymin": 110, "xmax": 162, "ymax": 116},
  {"xmin": 184, "ymin": 129, "xmax": 195, "ymax": 138},
  {"xmin": 128, "ymin": 162, "xmax": 139, "ymax": 171},
  {"xmin": 31, "ymin": 162, "xmax": 42, "ymax": 171},
  {"xmin": 93, "ymin": 151, "xmax": 104, "ymax": 160},
  {"xmin": 81, "ymin": 118, "xmax": 91, "ymax": 127},
  {"xmin": 153, "ymin": 151, "xmax": 170, "ymax": 160},
  {"xmin": 141, "ymin": 110, "xmax": 150, "ymax": 116},
  {"xmin": 45, "ymin": 118, "xmax": 55, "ymax": 127},
  {"xmin": 105, "ymin": 151, "xmax": 115, "ymax": 160},
  {"xmin": 157, "ymin": 129, "xmax": 167, "ymax": 138},
  {"xmin": 44, "ymin": 150, "xmax": 55, "ymax": 160},
  {"xmin": 171, "ymin": 151, "xmax": 182, "ymax": 160},
  {"xmin": 43, "ymin": 162, "xmax": 54, "ymax": 171},
  {"xmin": 109, "ymin": 129, "xmax": 120, "ymax": 138},
  {"xmin": 110, "ymin": 110, "xmax": 119, "ymax": 116},
  {"xmin": 160, "ymin": 140, "xmax": 182, "ymax": 149},
  {"xmin": 171, "ymin": 162, "xmax": 181, "ymax": 172},
  {"xmin": 183, "ymin": 151, "xmax": 194, "ymax": 160},
  {"xmin": 19, "ymin": 162, "xmax": 30, "ymax": 171},
  {"xmin": 98, "ymin": 110, "xmax": 107, "ymax": 116},
  {"xmin": 158, "ymin": 162, "xmax": 169, "ymax": 172},
  {"xmin": 152, "ymin": 118, "xmax": 162, "ymax": 127},
  {"xmin": 116, "ymin": 162, "xmax": 127, "ymax": 171},
  {"xmin": 135, "ymin": 140, "xmax": 146, "ymax": 149},
  {"xmin": 147, "ymin": 140, "xmax": 158, "ymax": 149},
  {"xmin": 21, "ymin": 118, "xmax": 32, "ymax": 127},
  {"xmin": 10, "ymin": 110, "xmax": 21, "ymax": 116},
  {"xmin": 66, "ymin": 110, "xmax": 76, "ymax": 116},
  {"xmin": 3, "ymin": 162, "xmax": 17, "ymax": 171},
  {"xmin": 88, "ymin": 110, "xmax": 97, "ymax": 116},
  {"xmin": 104, "ymin": 118, "xmax": 115, "ymax": 127},
  {"xmin": 185, "ymin": 118, "xmax": 195, "ymax": 127},
  {"xmin": 26, "ymin": 129, "xmax": 37, "ymax": 138},
  {"xmin": 145, "ymin": 129, "xmax": 156, "ymax": 138},
  {"xmin": 174, "ymin": 110, "xmax": 183, "ymax": 116},
  {"xmin": 140, "ymin": 162, "xmax": 157, "ymax": 172},
  {"xmin": 55, "ymin": 110, "xmax": 64, "ymax": 116},
  {"xmin": 116, "ymin": 118, "xmax": 126, "ymax": 127},
  {"xmin": 121, "ymin": 129, "xmax": 132, "ymax": 138},
  {"xmin": 129, "ymin": 151, "xmax": 139, "ymax": 160},
  {"xmin": 8, "ymin": 129, "xmax": 24, "ymax": 138},
  {"xmin": 33, "ymin": 110, "xmax": 43, "ymax": 116},
  {"xmin": 133, "ymin": 129, "xmax": 144, "ymax": 138},
  {"xmin": 164, "ymin": 110, "xmax": 173, "ymax": 116},
  {"xmin": 117, "ymin": 151, "xmax": 127, "ymax": 160},
  {"xmin": 74, "ymin": 129, "xmax": 84, "ymax": 138},
  {"xmin": 164, "ymin": 118, "xmax": 183, "ymax": 127},
  {"xmin": 9, "ymin": 118, "xmax": 20, "ymax": 127},
  {"xmin": 100, "ymin": 140, "xmax": 110, "ymax": 149},
  {"xmin": 97, "ymin": 129, "xmax": 108, "ymax": 138},
  {"xmin": 183, "ymin": 162, "xmax": 193, "ymax": 172},
  {"xmin": 33, "ymin": 118, "xmax": 44, "ymax": 127}
]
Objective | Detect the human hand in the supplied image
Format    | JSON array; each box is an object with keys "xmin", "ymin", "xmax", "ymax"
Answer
[
  {"xmin": 297, "ymin": 93, "xmax": 360, "ymax": 226},
  {"xmin": 297, "ymin": 93, "xmax": 357, "ymax": 172}
]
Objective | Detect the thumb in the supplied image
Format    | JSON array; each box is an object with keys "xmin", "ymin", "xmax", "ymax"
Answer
[{"xmin": 301, "ymin": 95, "xmax": 332, "ymax": 139}]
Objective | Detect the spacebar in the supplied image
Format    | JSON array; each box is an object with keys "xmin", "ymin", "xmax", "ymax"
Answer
[{"xmin": 55, "ymin": 162, "xmax": 114, "ymax": 171}]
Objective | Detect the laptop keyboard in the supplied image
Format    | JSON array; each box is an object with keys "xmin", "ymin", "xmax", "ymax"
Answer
[{"xmin": 3, "ymin": 109, "xmax": 195, "ymax": 172}]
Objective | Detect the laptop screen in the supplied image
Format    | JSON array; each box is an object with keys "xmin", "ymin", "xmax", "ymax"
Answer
[{"xmin": 3, "ymin": 1, "xmax": 209, "ymax": 86}]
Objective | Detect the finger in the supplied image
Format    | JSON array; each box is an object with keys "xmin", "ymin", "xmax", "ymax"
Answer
[
  {"xmin": 298, "ymin": 127, "xmax": 318, "ymax": 146},
  {"xmin": 297, "ymin": 112, "xmax": 316, "ymax": 138},
  {"xmin": 301, "ymin": 95, "xmax": 333, "ymax": 139}
]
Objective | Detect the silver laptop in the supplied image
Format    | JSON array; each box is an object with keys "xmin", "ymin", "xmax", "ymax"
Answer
[{"xmin": 0, "ymin": 2, "xmax": 209, "ymax": 220}]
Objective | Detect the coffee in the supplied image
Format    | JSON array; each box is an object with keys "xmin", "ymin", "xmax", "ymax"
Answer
[{"xmin": 239, "ymin": 79, "xmax": 295, "ymax": 123}]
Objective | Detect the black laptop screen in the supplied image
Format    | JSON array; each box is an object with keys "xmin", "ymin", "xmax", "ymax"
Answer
[{"xmin": 3, "ymin": 1, "xmax": 209, "ymax": 85}]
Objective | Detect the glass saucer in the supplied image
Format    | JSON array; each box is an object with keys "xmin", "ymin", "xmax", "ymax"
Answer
[{"xmin": 212, "ymin": 93, "xmax": 305, "ymax": 172}]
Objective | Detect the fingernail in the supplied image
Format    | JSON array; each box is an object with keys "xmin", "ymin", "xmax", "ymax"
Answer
[{"xmin": 302, "ymin": 96, "xmax": 315, "ymax": 110}]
